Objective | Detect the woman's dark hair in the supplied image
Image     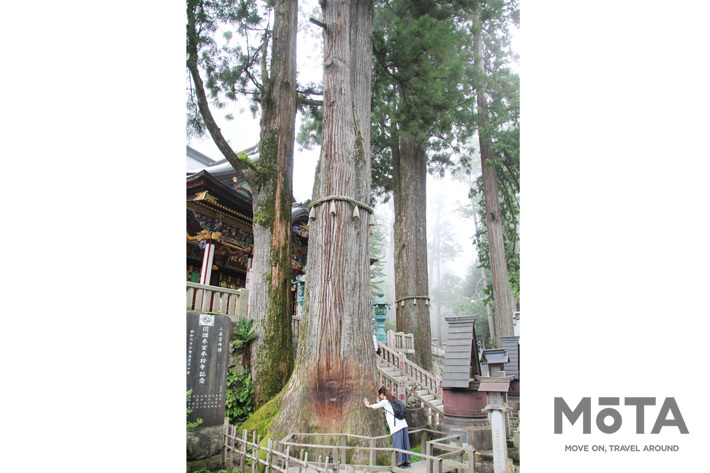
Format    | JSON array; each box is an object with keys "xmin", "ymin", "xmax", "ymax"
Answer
[{"xmin": 378, "ymin": 386, "xmax": 396, "ymax": 402}]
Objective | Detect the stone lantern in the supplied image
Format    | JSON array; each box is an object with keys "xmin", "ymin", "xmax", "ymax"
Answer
[
  {"xmin": 372, "ymin": 292, "xmax": 389, "ymax": 343},
  {"xmin": 294, "ymin": 274, "xmax": 306, "ymax": 317}
]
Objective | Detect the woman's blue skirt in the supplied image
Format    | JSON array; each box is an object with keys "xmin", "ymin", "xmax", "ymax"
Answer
[{"xmin": 392, "ymin": 427, "xmax": 411, "ymax": 464}]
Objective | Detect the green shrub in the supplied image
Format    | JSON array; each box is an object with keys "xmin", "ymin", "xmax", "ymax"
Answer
[{"xmin": 225, "ymin": 365, "xmax": 255, "ymax": 423}]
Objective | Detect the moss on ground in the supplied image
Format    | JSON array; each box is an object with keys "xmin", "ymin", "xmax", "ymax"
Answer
[{"xmin": 237, "ymin": 392, "xmax": 283, "ymax": 439}]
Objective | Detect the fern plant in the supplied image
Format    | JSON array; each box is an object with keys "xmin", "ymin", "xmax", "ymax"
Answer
[{"xmin": 231, "ymin": 317, "xmax": 255, "ymax": 352}]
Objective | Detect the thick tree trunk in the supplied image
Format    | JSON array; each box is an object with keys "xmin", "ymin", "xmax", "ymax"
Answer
[
  {"xmin": 392, "ymin": 134, "xmax": 433, "ymax": 371},
  {"xmin": 473, "ymin": 211, "xmax": 496, "ymax": 343},
  {"xmin": 270, "ymin": 0, "xmax": 382, "ymax": 443},
  {"xmin": 249, "ymin": 0, "xmax": 298, "ymax": 406},
  {"xmin": 473, "ymin": 12, "xmax": 514, "ymax": 343}
]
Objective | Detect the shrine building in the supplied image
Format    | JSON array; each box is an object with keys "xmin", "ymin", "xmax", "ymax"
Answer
[{"xmin": 186, "ymin": 145, "xmax": 309, "ymax": 317}]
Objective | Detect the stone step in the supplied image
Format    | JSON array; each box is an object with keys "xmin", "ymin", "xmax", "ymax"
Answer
[{"xmin": 375, "ymin": 355, "xmax": 444, "ymax": 407}]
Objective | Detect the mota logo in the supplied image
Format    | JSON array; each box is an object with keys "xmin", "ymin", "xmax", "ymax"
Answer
[{"xmin": 554, "ymin": 397, "xmax": 689, "ymax": 434}]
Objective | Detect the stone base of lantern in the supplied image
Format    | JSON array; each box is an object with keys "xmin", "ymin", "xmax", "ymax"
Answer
[{"xmin": 441, "ymin": 414, "xmax": 493, "ymax": 451}]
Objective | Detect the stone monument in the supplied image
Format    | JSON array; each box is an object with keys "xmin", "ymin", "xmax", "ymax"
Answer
[{"xmin": 186, "ymin": 311, "xmax": 232, "ymax": 472}]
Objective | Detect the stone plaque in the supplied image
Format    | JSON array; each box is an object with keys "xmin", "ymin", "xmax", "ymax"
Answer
[{"xmin": 186, "ymin": 311, "xmax": 232, "ymax": 427}]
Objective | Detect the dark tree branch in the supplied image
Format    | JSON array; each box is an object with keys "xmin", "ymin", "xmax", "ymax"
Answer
[
  {"xmin": 298, "ymin": 86, "xmax": 323, "ymax": 96},
  {"xmin": 309, "ymin": 17, "xmax": 326, "ymax": 30},
  {"xmin": 297, "ymin": 97, "xmax": 323, "ymax": 107}
]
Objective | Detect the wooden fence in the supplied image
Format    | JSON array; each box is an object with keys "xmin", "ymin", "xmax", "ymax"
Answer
[
  {"xmin": 223, "ymin": 424, "xmax": 477, "ymax": 473},
  {"xmin": 186, "ymin": 282, "xmax": 248, "ymax": 317},
  {"xmin": 187, "ymin": 284, "xmax": 301, "ymax": 342}
]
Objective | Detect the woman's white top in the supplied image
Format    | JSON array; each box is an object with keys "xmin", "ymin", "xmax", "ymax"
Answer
[{"xmin": 370, "ymin": 399, "xmax": 408, "ymax": 434}]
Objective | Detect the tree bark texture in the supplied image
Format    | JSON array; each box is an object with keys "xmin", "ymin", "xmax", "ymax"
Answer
[
  {"xmin": 392, "ymin": 134, "xmax": 433, "ymax": 372},
  {"xmin": 473, "ymin": 211, "xmax": 496, "ymax": 343},
  {"xmin": 473, "ymin": 12, "xmax": 514, "ymax": 342},
  {"xmin": 248, "ymin": 0, "xmax": 298, "ymax": 406},
  {"xmin": 270, "ymin": 0, "xmax": 383, "ymax": 443}
]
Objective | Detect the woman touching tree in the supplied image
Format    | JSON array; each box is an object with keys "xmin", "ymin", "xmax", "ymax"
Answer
[{"xmin": 364, "ymin": 387, "xmax": 412, "ymax": 468}]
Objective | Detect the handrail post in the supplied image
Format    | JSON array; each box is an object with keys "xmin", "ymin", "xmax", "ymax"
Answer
[
  {"xmin": 467, "ymin": 449, "xmax": 476, "ymax": 473},
  {"xmin": 341, "ymin": 434, "xmax": 347, "ymax": 465},
  {"xmin": 369, "ymin": 438, "xmax": 376, "ymax": 466},
  {"xmin": 253, "ymin": 434, "xmax": 260, "ymax": 473},
  {"xmin": 456, "ymin": 437, "xmax": 463, "ymax": 465},
  {"xmin": 284, "ymin": 445, "xmax": 291, "ymax": 473},
  {"xmin": 222, "ymin": 418, "xmax": 229, "ymax": 468},
  {"xmin": 241, "ymin": 429, "xmax": 247, "ymax": 473}
]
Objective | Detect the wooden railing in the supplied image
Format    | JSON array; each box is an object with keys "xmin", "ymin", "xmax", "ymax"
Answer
[
  {"xmin": 387, "ymin": 330, "xmax": 415, "ymax": 354},
  {"xmin": 507, "ymin": 411, "xmax": 519, "ymax": 439},
  {"xmin": 425, "ymin": 435, "xmax": 477, "ymax": 473},
  {"xmin": 222, "ymin": 425, "xmax": 476, "ymax": 473},
  {"xmin": 224, "ymin": 426, "xmax": 334, "ymax": 473},
  {"xmin": 378, "ymin": 342, "xmax": 439, "ymax": 397},
  {"xmin": 431, "ymin": 343, "xmax": 446, "ymax": 358},
  {"xmin": 187, "ymin": 283, "xmax": 301, "ymax": 341},
  {"xmin": 377, "ymin": 341, "xmax": 443, "ymax": 424},
  {"xmin": 186, "ymin": 282, "xmax": 248, "ymax": 318}
]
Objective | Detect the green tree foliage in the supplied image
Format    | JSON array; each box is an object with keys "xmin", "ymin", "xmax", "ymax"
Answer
[
  {"xmin": 296, "ymin": 103, "xmax": 322, "ymax": 152},
  {"xmin": 451, "ymin": 0, "xmax": 519, "ymax": 309},
  {"xmin": 225, "ymin": 366, "xmax": 255, "ymax": 423},
  {"xmin": 457, "ymin": 164, "xmax": 519, "ymax": 306},
  {"xmin": 469, "ymin": 0, "xmax": 520, "ymax": 307},
  {"xmin": 297, "ymin": 1, "xmax": 481, "ymax": 196},
  {"xmin": 186, "ymin": 0, "xmax": 264, "ymax": 139},
  {"xmin": 225, "ymin": 318, "xmax": 257, "ymax": 424},
  {"xmin": 371, "ymin": 0, "xmax": 473, "ymax": 197}
]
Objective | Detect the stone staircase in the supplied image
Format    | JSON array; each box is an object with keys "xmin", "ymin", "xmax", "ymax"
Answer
[{"xmin": 376, "ymin": 338, "xmax": 444, "ymax": 425}]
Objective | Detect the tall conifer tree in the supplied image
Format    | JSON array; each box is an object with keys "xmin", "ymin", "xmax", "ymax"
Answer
[
  {"xmin": 186, "ymin": 0, "xmax": 298, "ymax": 405},
  {"xmin": 371, "ymin": 0, "xmax": 471, "ymax": 370}
]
